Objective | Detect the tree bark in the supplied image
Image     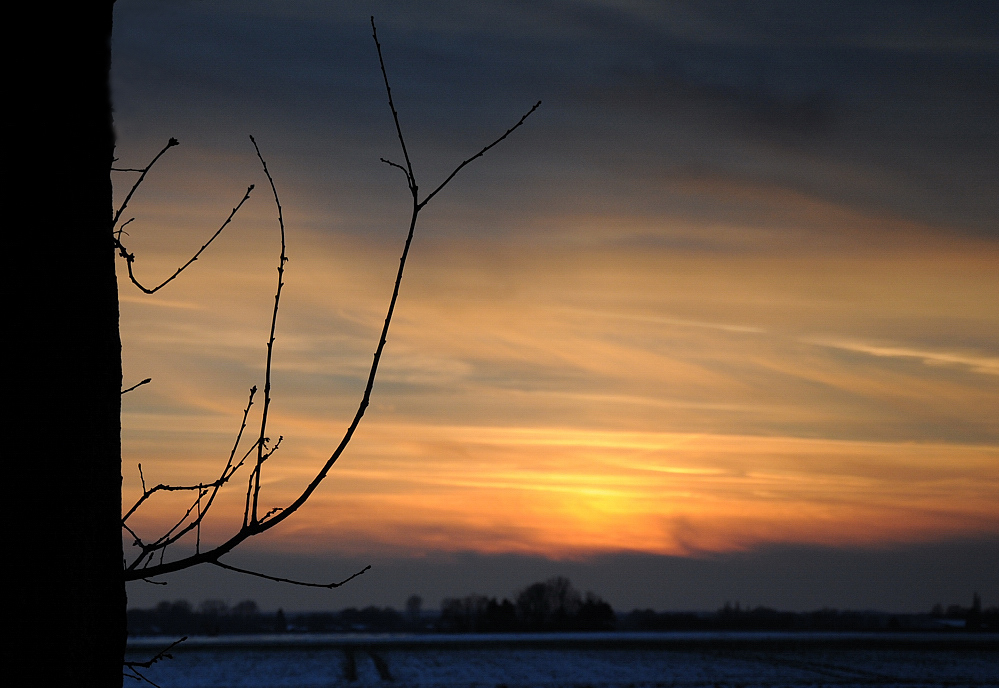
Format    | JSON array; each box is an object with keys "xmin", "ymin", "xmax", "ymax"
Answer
[{"xmin": 41, "ymin": 2, "xmax": 123, "ymax": 684}]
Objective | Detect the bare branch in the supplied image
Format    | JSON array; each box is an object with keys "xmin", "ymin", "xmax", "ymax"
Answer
[
  {"xmin": 122, "ymin": 636, "xmax": 187, "ymax": 688},
  {"xmin": 123, "ymin": 637, "xmax": 187, "ymax": 670},
  {"xmin": 380, "ymin": 157, "xmax": 411, "ymax": 179},
  {"xmin": 248, "ymin": 135, "xmax": 288, "ymax": 526},
  {"xmin": 122, "ymin": 20, "xmax": 537, "ymax": 584},
  {"xmin": 196, "ymin": 484, "xmax": 202, "ymax": 554},
  {"xmin": 123, "ymin": 387, "xmax": 257, "ymax": 526},
  {"xmin": 123, "ymin": 521, "xmax": 143, "ymax": 547},
  {"xmin": 122, "ymin": 668, "xmax": 162, "ymax": 687},
  {"xmin": 124, "ymin": 444, "xmax": 256, "ymax": 569},
  {"xmin": 243, "ymin": 455, "xmax": 256, "ymax": 529},
  {"xmin": 123, "ymin": 139, "xmax": 288, "ymax": 568},
  {"xmin": 419, "ymin": 100, "xmax": 541, "ymax": 208},
  {"xmin": 112, "ymin": 138, "xmax": 179, "ymax": 229},
  {"xmin": 139, "ymin": 491, "xmax": 210, "ymax": 564},
  {"xmin": 124, "ymin": 636, "xmax": 186, "ymax": 685},
  {"xmin": 372, "ymin": 17, "xmax": 416, "ymax": 193},
  {"xmin": 116, "ymin": 185, "xmax": 254, "ymax": 294},
  {"xmin": 211, "ymin": 561, "xmax": 371, "ymax": 588},
  {"xmin": 121, "ymin": 378, "xmax": 151, "ymax": 395},
  {"xmin": 124, "ymin": 394, "xmax": 263, "ymax": 572}
]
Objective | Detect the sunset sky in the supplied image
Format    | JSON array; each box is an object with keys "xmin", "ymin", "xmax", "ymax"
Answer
[{"xmin": 113, "ymin": 1, "xmax": 997, "ymax": 612}]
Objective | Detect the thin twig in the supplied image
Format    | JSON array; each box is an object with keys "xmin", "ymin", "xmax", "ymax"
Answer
[
  {"xmin": 142, "ymin": 495, "xmax": 207, "ymax": 561},
  {"xmin": 112, "ymin": 138, "xmax": 179, "ymax": 229},
  {"xmin": 124, "ymin": 412, "xmax": 262, "ymax": 572},
  {"xmin": 123, "ymin": 521, "xmax": 143, "ymax": 547},
  {"xmin": 196, "ymin": 484, "xmax": 202, "ymax": 554},
  {"xmin": 124, "ymin": 437, "xmax": 257, "ymax": 569},
  {"xmin": 121, "ymin": 378, "xmax": 152, "ymax": 395},
  {"xmin": 372, "ymin": 17, "xmax": 415, "ymax": 191},
  {"xmin": 123, "ymin": 388, "xmax": 256, "ymax": 526},
  {"xmin": 123, "ymin": 637, "xmax": 188, "ymax": 669},
  {"xmin": 418, "ymin": 100, "xmax": 541, "ymax": 208},
  {"xmin": 380, "ymin": 158, "xmax": 410, "ymax": 178},
  {"xmin": 118, "ymin": 217, "xmax": 137, "ymax": 235},
  {"xmin": 211, "ymin": 561, "xmax": 371, "ymax": 588},
  {"xmin": 116, "ymin": 185, "xmax": 254, "ymax": 294},
  {"xmin": 249, "ymin": 135, "xmax": 287, "ymax": 526},
  {"xmin": 124, "ymin": 635, "xmax": 186, "ymax": 684},
  {"xmin": 122, "ymin": 667, "xmax": 162, "ymax": 687}
]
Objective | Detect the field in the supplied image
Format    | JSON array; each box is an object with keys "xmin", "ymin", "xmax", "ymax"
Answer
[{"xmin": 125, "ymin": 632, "xmax": 998, "ymax": 687}]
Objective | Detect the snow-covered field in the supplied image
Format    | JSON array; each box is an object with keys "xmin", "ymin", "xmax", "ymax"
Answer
[{"xmin": 125, "ymin": 633, "xmax": 998, "ymax": 687}]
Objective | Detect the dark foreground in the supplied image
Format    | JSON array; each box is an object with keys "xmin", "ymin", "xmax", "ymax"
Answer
[{"xmin": 125, "ymin": 632, "xmax": 998, "ymax": 687}]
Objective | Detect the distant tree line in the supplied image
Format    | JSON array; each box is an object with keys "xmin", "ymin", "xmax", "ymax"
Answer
[
  {"xmin": 126, "ymin": 599, "xmax": 411, "ymax": 636},
  {"xmin": 126, "ymin": 583, "xmax": 996, "ymax": 636},
  {"xmin": 128, "ymin": 599, "xmax": 270, "ymax": 636},
  {"xmin": 620, "ymin": 595, "xmax": 998, "ymax": 633}
]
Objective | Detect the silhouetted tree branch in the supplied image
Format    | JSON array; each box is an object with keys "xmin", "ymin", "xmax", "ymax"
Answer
[
  {"xmin": 114, "ymin": 178, "xmax": 254, "ymax": 295},
  {"xmin": 121, "ymin": 378, "xmax": 151, "ymax": 395},
  {"xmin": 248, "ymin": 134, "xmax": 286, "ymax": 527},
  {"xmin": 210, "ymin": 561, "xmax": 372, "ymax": 588},
  {"xmin": 119, "ymin": 16, "xmax": 538, "ymax": 595},
  {"xmin": 122, "ymin": 387, "xmax": 257, "ymax": 525},
  {"xmin": 110, "ymin": 135, "xmax": 254, "ymax": 296},
  {"xmin": 112, "ymin": 137, "xmax": 178, "ymax": 228},
  {"xmin": 123, "ymin": 636, "xmax": 187, "ymax": 686}
]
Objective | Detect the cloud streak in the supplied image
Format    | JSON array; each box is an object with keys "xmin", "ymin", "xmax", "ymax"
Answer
[{"xmin": 806, "ymin": 338, "xmax": 999, "ymax": 376}]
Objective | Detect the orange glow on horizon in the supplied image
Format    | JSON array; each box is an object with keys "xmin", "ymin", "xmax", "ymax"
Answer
[{"xmin": 123, "ymin": 420, "xmax": 999, "ymax": 560}]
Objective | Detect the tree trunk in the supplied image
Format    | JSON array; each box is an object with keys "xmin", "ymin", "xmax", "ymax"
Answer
[{"xmin": 42, "ymin": 3, "xmax": 123, "ymax": 684}]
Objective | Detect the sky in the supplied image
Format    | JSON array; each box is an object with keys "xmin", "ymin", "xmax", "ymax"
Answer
[{"xmin": 113, "ymin": 0, "xmax": 998, "ymax": 613}]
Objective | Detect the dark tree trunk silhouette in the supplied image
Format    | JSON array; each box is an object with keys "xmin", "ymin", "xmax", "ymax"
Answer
[
  {"xmin": 44, "ymin": 1, "xmax": 123, "ymax": 684},
  {"xmin": 31, "ymin": 7, "xmax": 533, "ymax": 684}
]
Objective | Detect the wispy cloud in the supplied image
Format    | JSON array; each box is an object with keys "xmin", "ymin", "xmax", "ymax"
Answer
[
  {"xmin": 807, "ymin": 338, "xmax": 999, "ymax": 376},
  {"xmin": 564, "ymin": 307, "xmax": 766, "ymax": 334}
]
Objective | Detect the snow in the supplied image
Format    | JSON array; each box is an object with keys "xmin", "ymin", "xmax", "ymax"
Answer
[{"xmin": 124, "ymin": 633, "xmax": 999, "ymax": 688}]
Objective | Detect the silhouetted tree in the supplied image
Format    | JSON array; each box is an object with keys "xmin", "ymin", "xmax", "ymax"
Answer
[{"xmin": 516, "ymin": 577, "xmax": 582, "ymax": 630}]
